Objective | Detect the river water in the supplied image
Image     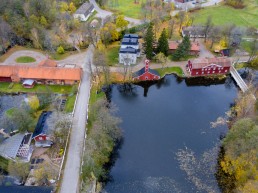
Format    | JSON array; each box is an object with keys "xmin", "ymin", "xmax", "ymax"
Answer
[{"xmin": 103, "ymin": 75, "xmax": 238, "ymax": 193}]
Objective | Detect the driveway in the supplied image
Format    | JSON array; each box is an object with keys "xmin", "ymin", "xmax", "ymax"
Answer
[
  {"xmin": 89, "ymin": 0, "xmax": 142, "ymax": 26},
  {"xmin": 198, "ymin": 40, "xmax": 214, "ymax": 58},
  {"xmin": 59, "ymin": 46, "xmax": 93, "ymax": 193},
  {"xmin": 1, "ymin": 50, "xmax": 47, "ymax": 66}
]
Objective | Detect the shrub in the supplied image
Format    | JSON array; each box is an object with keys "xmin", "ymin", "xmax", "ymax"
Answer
[
  {"xmin": 225, "ymin": 0, "xmax": 245, "ymax": 9},
  {"xmin": 57, "ymin": 46, "xmax": 65, "ymax": 54}
]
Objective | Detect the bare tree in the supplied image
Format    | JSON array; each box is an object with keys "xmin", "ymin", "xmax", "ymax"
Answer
[
  {"xmin": 168, "ymin": 18, "xmax": 175, "ymax": 39},
  {"xmin": 209, "ymin": 26, "xmax": 221, "ymax": 49},
  {"xmin": 203, "ymin": 16, "xmax": 213, "ymax": 43},
  {"xmin": 178, "ymin": 11, "xmax": 185, "ymax": 33}
]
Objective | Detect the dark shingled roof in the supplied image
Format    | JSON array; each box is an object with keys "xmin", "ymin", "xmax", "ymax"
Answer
[
  {"xmin": 121, "ymin": 38, "xmax": 138, "ymax": 45},
  {"xmin": 124, "ymin": 34, "xmax": 139, "ymax": 39},
  {"xmin": 0, "ymin": 186, "xmax": 53, "ymax": 193},
  {"xmin": 133, "ymin": 67, "xmax": 160, "ymax": 78},
  {"xmin": 32, "ymin": 111, "xmax": 52, "ymax": 138},
  {"xmin": 119, "ymin": 47, "xmax": 137, "ymax": 54}
]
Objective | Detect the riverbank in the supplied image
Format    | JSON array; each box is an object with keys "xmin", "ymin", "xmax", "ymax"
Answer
[
  {"xmin": 81, "ymin": 83, "xmax": 122, "ymax": 192},
  {"xmin": 216, "ymin": 88, "xmax": 258, "ymax": 192}
]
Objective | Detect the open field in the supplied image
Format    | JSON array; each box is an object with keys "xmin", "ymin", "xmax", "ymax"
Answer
[
  {"xmin": 0, "ymin": 82, "xmax": 76, "ymax": 94},
  {"xmin": 193, "ymin": 1, "xmax": 258, "ymax": 27},
  {"xmin": 15, "ymin": 56, "xmax": 36, "ymax": 63},
  {"xmin": 106, "ymin": 0, "xmax": 145, "ymax": 19}
]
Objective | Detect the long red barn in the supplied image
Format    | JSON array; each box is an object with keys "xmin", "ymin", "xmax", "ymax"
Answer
[{"xmin": 187, "ymin": 57, "xmax": 231, "ymax": 76}]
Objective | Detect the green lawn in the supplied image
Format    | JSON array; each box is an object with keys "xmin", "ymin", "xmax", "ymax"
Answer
[
  {"xmin": 65, "ymin": 95, "xmax": 77, "ymax": 113},
  {"xmin": 0, "ymin": 82, "xmax": 76, "ymax": 94},
  {"xmin": 193, "ymin": 2, "xmax": 258, "ymax": 27},
  {"xmin": 15, "ymin": 56, "xmax": 36, "ymax": 63},
  {"xmin": 106, "ymin": 0, "xmax": 146, "ymax": 19},
  {"xmin": 106, "ymin": 42, "xmax": 120, "ymax": 66},
  {"xmin": 156, "ymin": 67, "xmax": 184, "ymax": 77}
]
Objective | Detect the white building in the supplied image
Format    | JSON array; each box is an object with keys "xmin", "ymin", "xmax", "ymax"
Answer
[
  {"xmin": 119, "ymin": 34, "xmax": 140, "ymax": 65},
  {"xmin": 73, "ymin": 2, "xmax": 94, "ymax": 21},
  {"xmin": 119, "ymin": 47, "xmax": 138, "ymax": 65}
]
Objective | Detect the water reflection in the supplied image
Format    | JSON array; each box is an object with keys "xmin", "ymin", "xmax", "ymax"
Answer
[{"xmin": 104, "ymin": 75, "xmax": 238, "ymax": 193}]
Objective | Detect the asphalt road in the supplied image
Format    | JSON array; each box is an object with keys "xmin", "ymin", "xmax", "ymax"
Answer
[{"xmin": 59, "ymin": 46, "xmax": 93, "ymax": 193}]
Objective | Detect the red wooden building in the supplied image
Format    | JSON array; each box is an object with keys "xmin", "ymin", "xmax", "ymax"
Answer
[
  {"xmin": 187, "ymin": 57, "xmax": 231, "ymax": 76},
  {"xmin": 133, "ymin": 60, "xmax": 160, "ymax": 81},
  {"xmin": 32, "ymin": 111, "xmax": 53, "ymax": 147}
]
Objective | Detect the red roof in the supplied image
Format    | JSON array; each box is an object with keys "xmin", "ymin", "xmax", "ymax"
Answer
[
  {"xmin": 191, "ymin": 57, "xmax": 231, "ymax": 69},
  {"xmin": 169, "ymin": 41, "xmax": 200, "ymax": 51},
  {"xmin": 38, "ymin": 59, "xmax": 57, "ymax": 67},
  {"xmin": 0, "ymin": 65, "xmax": 82, "ymax": 81}
]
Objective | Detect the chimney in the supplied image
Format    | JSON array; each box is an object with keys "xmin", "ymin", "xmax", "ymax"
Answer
[{"xmin": 145, "ymin": 59, "xmax": 149, "ymax": 72}]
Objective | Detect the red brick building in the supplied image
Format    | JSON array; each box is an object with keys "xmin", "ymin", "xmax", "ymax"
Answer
[
  {"xmin": 133, "ymin": 60, "xmax": 160, "ymax": 81},
  {"xmin": 187, "ymin": 57, "xmax": 231, "ymax": 76}
]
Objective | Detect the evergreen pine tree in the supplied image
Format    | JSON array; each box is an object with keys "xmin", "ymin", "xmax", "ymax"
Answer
[
  {"xmin": 143, "ymin": 23, "xmax": 155, "ymax": 60},
  {"xmin": 172, "ymin": 36, "xmax": 191, "ymax": 61},
  {"xmin": 156, "ymin": 28, "xmax": 169, "ymax": 56}
]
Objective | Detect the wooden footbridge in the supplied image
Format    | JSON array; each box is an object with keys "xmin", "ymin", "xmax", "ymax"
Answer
[
  {"xmin": 230, "ymin": 65, "xmax": 248, "ymax": 92},
  {"xmin": 230, "ymin": 61, "xmax": 256, "ymax": 100}
]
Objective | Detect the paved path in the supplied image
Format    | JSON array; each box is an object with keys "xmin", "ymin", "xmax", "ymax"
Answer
[
  {"xmin": 1, "ymin": 50, "xmax": 47, "ymax": 66},
  {"xmin": 89, "ymin": 0, "xmax": 142, "ymax": 25},
  {"xmin": 59, "ymin": 46, "xmax": 93, "ymax": 193}
]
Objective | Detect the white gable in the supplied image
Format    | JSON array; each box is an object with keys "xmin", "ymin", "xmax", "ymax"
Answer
[{"xmin": 202, "ymin": 63, "xmax": 223, "ymax": 69}]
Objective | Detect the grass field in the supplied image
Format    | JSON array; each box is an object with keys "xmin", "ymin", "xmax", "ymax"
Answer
[
  {"xmin": 15, "ymin": 56, "xmax": 36, "ymax": 63},
  {"xmin": 106, "ymin": 0, "xmax": 145, "ymax": 19},
  {"xmin": 65, "ymin": 95, "xmax": 77, "ymax": 113},
  {"xmin": 193, "ymin": 1, "xmax": 258, "ymax": 27},
  {"xmin": 0, "ymin": 82, "xmax": 76, "ymax": 94},
  {"xmin": 106, "ymin": 42, "xmax": 120, "ymax": 66},
  {"xmin": 156, "ymin": 67, "xmax": 184, "ymax": 77}
]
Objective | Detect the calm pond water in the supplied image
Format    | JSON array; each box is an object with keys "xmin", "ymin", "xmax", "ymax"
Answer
[{"xmin": 103, "ymin": 75, "xmax": 238, "ymax": 193}]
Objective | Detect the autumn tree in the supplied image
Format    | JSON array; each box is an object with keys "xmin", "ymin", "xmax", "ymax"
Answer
[
  {"xmin": 203, "ymin": 16, "xmax": 213, "ymax": 43},
  {"xmin": 28, "ymin": 95, "xmax": 40, "ymax": 111},
  {"xmin": 2, "ymin": 108, "xmax": 34, "ymax": 133},
  {"xmin": 34, "ymin": 162, "xmax": 58, "ymax": 185},
  {"xmin": 156, "ymin": 28, "xmax": 169, "ymax": 56},
  {"xmin": 8, "ymin": 160, "xmax": 30, "ymax": 184},
  {"xmin": 115, "ymin": 15, "xmax": 129, "ymax": 31},
  {"xmin": 154, "ymin": 52, "xmax": 167, "ymax": 69},
  {"xmin": 143, "ymin": 23, "xmax": 155, "ymax": 60},
  {"xmin": 178, "ymin": 11, "xmax": 185, "ymax": 33}
]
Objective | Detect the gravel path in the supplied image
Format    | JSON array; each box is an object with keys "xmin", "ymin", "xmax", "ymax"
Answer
[{"xmin": 1, "ymin": 50, "xmax": 47, "ymax": 66}]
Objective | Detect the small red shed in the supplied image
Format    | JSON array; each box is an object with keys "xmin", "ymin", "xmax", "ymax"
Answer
[
  {"xmin": 187, "ymin": 57, "xmax": 231, "ymax": 76},
  {"xmin": 133, "ymin": 60, "xmax": 160, "ymax": 81}
]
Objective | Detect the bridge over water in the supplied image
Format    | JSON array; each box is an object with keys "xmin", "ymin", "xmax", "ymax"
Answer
[{"xmin": 230, "ymin": 65, "xmax": 249, "ymax": 92}]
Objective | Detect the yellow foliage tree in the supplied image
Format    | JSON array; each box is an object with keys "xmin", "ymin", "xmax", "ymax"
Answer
[
  {"xmin": 28, "ymin": 95, "xmax": 40, "ymax": 111},
  {"xmin": 69, "ymin": 2, "xmax": 76, "ymax": 13},
  {"xmin": 219, "ymin": 38, "xmax": 228, "ymax": 49},
  {"xmin": 60, "ymin": 2, "xmax": 69, "ymax": 12}
]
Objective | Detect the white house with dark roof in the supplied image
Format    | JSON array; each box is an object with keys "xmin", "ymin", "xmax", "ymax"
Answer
[
  {"xmin": 73, "ymin": 2, "xmax": 94, "ymax": 21},
  {"xmin": 119, "ymin": 34, "xmax": 140, "ymax": 65}
]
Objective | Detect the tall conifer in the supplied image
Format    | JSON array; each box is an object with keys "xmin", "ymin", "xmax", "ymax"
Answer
[
  {"xmin": 143, "ymin": 23, "xmax": 155, "ymax": 60},
  {"xmin": 157, "ymin": 28, "xmax": 169, "ymax": 56}
]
